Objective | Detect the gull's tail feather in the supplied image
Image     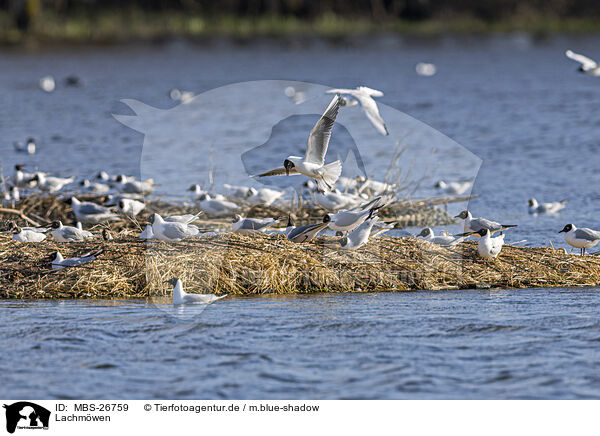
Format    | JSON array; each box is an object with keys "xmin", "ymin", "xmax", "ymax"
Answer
[{"xmin": 316, "ymin": 160, "xmax": 342, "ymax": 193}]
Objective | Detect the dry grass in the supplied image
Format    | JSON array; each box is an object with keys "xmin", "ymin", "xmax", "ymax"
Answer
[{"xmin": 2, "ymin": 231, "xmax": 600, "ymax": 300}]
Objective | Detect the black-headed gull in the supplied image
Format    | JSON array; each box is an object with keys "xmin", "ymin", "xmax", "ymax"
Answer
[
  {"xmin": 559, "ymin": 224, "xmax": 600, "ymax": 255},
  {"xmin": 14, "ymin": 137, "xmax": 36, "ymax": 155},
  {"xmin": 33, "ymin": 173, "xmax": 74, "ymax": 192},
  {"xmin": 168, "ymin": 278, "xmax": 227, "ymax": 304},
  {"xmin": 255, "ymin": 95, "xmax": 343, "ymax": 193},
  {"xmin": 286, "ymin": 217, "xmax": 329, "ymax": 243},
  {"xmin": 79, "ymin": 179, "xmax": 111, "ymax": 194},
  {"xmin": 434, "ymin": 180, "xmax": 472, "ymax": 195},
  {"xmin": 326, "ymin": 86, "xmax": 389, "ymax": 135},
  {"xmin": 117, "ymin": 198, "xmax": 146, "ymax": 217},
  {"xmin": 417, "ymin": 227, "xmax": 465, "ymax": 246},
  {"xmin": 69, "ymin": 197, "xmax": 119, "ymax": 224},
  {"xmin": 454, "ymin": 210, "xmax": 517, "ymax": 236},
  {"xmin": 148, "ymin": 213, "xmax": 199, "ymax": 241},
  {"xmin": 113, "ymin": 175, "xmax": 154, "ymax": 194},
  {"xmin": 11, "ymin": 224, "xmax": 47, "ymax": 242},
  {"xmin": 246, "ymin": 188, "xmax": 284, "ymax": 207},
  {"xmin": 13, "ymin": 165, "xmax": 36, "ymax": 187},
  {"xmin": 528, "ymin": 198, "xmax": 567, "ymax": 215},
  {"xmin": 197, "ymin": 194, "xmax": 239, "ymax": 217},
  {"xmin": 232, "ymin": 215, "xmax": 279, "ymax": 234},
  {"xmin": 51, "ymin": 249, "xmax": 103, "ymax": 270},
  {"xmin": 337, "ymin": 216, "xmax": 379, "ymax": 250},
  {"xmin": 565, "ymin": 50, "xmax": 600, "ymax": 76},
  {"xmin": 471, "ymin": 229, "xmax": 504, "ymax": 259},
  {"xmin": 51, "ymin": 221, "xmax": 94, "ymax": 242}
]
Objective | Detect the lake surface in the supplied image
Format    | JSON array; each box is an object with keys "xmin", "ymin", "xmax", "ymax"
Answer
[
  {"xmin": 2, "ymin": 288, "xmax": 600, "ymax": 399},
  {"xmin": 1, "ymin": 35, "xmax": 600, "ymax": 399}
]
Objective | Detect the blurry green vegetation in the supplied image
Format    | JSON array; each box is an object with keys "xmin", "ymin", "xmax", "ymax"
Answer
[{"xmin": 1, "ymin": 5, "xmax": 600, "ymax": 45}]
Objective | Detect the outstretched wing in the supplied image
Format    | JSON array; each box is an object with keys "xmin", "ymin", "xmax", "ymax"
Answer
[
  {"xmin": 326, "ymin": 88, "xmax": 358, "ymax": 96},
  {"xmin": 305, "ymin": 95, "xmax": 341, "ymax": 165},
  {"xmin": 566, "ymin": 50, "xmax": 598, "ymax": 70},
  {"xmin": 355, "ymin": 94, "xmax": 389, "ymax": 136},
  {"xmin": 254, "ymin": 167, "xmax": 298, "ymax": 177}
]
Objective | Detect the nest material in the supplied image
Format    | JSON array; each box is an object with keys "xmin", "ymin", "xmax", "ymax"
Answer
[
  {"xmin": 2, "ymin": 232, "xmax": 600, "ymax": 299},
  {"xmin": 1, "ymin": 193, "xmax": 464, "ymax": 233}
]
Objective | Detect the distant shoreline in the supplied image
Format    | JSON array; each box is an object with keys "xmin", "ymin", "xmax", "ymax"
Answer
[{"xmin": 2, "ymin": 11, "xmax": 600, "ymax": 47}]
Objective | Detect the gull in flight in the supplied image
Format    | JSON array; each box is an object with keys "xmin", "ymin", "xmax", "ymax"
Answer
[
  {"xmin": 50, "ymin": 250, "xmax": 103, "ymax": 270},
  {"xmin": 417, "ymin": 227, "xmax": 465, "ymax": 246},
  {"xmin": 51, "ymin": 221, "xmax": 94, "ymax": 242},
  {"xmin": 454, "ymin": 210, "xmax": 517, "ymax": 236},
  {"xmin": 559, "ymin": 224, "xmax": 600, "ymax": 256},
  {"xmin": 565, "ymin": 50, "xmax": 600, "ymax": 76},
  {"xmin": 69, "ymin": 197, "xmax": 119, "ymax": 224},
  {"xmin": 168, "ymin": 278, "xmax": 227, "ymax": 305},
  {"xmin": 285, "ymin": 216, "xmax": 329, "ymax": 243},
  {"xmin": 326, "ymin": 86, "xmax": 389, "ymax": 136},
  {"xmin": 148, "ymin": 213, "xmax": 200, "ymax": 241},
  {"xmin": 528, "ymin": 198, "xmax": 567, "ymax": 215},
  {"xmin": 255, "ymin": 95, "xmax": 343, "ymax": 193},
  {"xmin": 232, "ymin": 215, "xmax": 279, "ymax": 234}
]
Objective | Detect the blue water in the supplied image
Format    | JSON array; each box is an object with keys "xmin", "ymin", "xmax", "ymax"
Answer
[
  {"xmin": 2, "ymin": 288, "xmax": 600, "ymax": 399},
  {"xmin": 2, "ymin": 35, "xmax": 600, "ymax": 399}
]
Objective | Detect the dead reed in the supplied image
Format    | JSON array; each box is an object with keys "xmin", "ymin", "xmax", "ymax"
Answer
[{"xmin": 2, "ymin": 231, "xmax": 599, "ymax": 299}]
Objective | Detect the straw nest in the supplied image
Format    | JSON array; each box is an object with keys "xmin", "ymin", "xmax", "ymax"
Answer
[
  {"xmin": 2, "ymin": 231, "xmax": 600, "ymax": 300},
  {"xmin": 0, "ymin": 192, "xmax": 465, "ymax": 232}
]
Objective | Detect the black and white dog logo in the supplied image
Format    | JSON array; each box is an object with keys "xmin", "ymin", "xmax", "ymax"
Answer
[{"xmin": 3, "ymin": 402, "xmax": 50, "ymax": 434}]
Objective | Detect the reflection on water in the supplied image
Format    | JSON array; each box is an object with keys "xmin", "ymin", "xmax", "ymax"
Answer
[{"xmin": 2, "ymin": 288, "xmax": 600, "ymax": 399}]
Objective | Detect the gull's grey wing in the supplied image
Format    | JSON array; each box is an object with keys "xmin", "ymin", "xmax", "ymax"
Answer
[
  {"xmin": 161, "ymin": 223, "xmax": 194, "ymax": 240},
  {"xmin": 575, "ymin": 228, "xmax": 600, "ymax": 241},
  {"xmin": 288, "ymin": 223, "xmax": 328, "ymax": 242},
  {"xmin": 470, "ymin": 217, "xmax": 502, "ymax": 232},
  {"xmin": 78, "ymin": 202, "xmax": 111, "ymax": 215},
  {"xmin": 355, "ymin": 94, "xmax": 389, "ymax": 136},
  {"xmin": 566, "ymin": 50, "xmax": 598, "ymax": 70},
  {"xmin": 326, "ymin": 88, "xmax": 357, "ymax": 95},
  {"xmin": 305, "ymin": 95, "xmax": 341, "ymax": 165},
  {"xmin": 62, "ymin": 226, "xmax": 86, "ymax": 240},
  {"xmin": 239, "ymin": 219, "xmax": 274, "ymax": 230},
  {"xmin": 331, "ymin": 210, "xmax": 369, "ymax": 228},
  {"xmin": 255, "ymin": 167, "xmax": 298, "ymax": 177}
]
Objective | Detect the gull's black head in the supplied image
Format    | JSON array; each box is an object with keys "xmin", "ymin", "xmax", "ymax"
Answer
[
  {"xmin": 115, "ymin": 174, "xmax": 125, "ymax": 183},
  {"xmin": 477, "ymin": 228, "xmax": 489, "ymax": 237},
  {"xmin": 323, "ymin": 214, "xmax": 331, "ymax": 224},
  {"xmin": 118, "ymin": 200, "xmax": 125, "ymax": 209},
  {"xmin": 50, "ymin": 221, "xmax": 62, "ymax": 229},
  {"xmin": 233, "ymin": 214, "xmax": 242, "ymax": 223},
  {"xmin": 455, "ymin": 210, "xmax": 469, "ymax": 219},
  {"xmin": 15, "ymin": 164, "xmax": 23, "ymax": 171},
  {"xmin": 64, "ymin": 197, "xmax": 73, "ymax": 205},
  {"xmin": 165, "ymin": 277, "xmax": 179, "ymax": 286},
  {"xmin": 147, "ymin": 214, "xmax": 156, "ymax": 224},
  {"xmin": 417, "ymin": 228, "xmax": 432, "ymax": 238},
  {"xmin": 528, "ymin": 198, "xmax": 535, "ymax": 207},
  {"xmin": 48, "ymin": 252, "xmax": 60, "ymax": 262},
  {"xmin": 32, "ymin": 173, "xmax": 40, "ymax": 182},
  {"xmin": 27, "ymin": 137, "xmax": 35, "ymax": 144},
  {"xmin": 433, "ymin": 181, "xmax": 442, "ymax": 188},
  {"xmin": 283, "ymin": 159, "xmax": 294, "ymax": 176},
  {"xmin": 198, "ymin": 193, "xmax": 208, "ymax": 201},
  {"xmin": 187, "ymin": 184, "xmax": 199, "ymax": 192},
  {"xmin": 559, "ymin": 224, "xmax": 573, "ymax": 233},
  {"xmin": 578, "ymin": 66, "xmax": 585, "ymax": 73},
  {"xmin": 287, "ymin": 214, "xmax": 294, "ymax": 227}
]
